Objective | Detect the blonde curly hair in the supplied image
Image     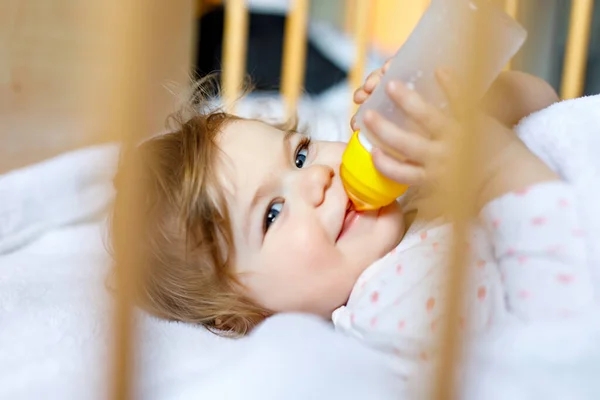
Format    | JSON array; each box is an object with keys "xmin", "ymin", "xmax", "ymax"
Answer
[{"xmin": 110, "ymin": 77, "xmax": 297, "ymax": 336}]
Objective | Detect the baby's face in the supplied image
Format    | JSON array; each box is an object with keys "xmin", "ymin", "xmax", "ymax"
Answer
[{"xmin": 219, "ymin": 120, "xmax": 404, "ymax": 317}]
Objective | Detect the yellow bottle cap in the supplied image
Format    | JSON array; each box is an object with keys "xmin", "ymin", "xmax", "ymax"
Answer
[{"xmin": 340, "ymin": 131, "xmax": 409, "ymax": 211}]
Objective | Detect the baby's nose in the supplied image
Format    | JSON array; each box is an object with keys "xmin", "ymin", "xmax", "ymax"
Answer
[{"xmin": 298, "ymin": 165, "xmax": 334, "ymax": 206}]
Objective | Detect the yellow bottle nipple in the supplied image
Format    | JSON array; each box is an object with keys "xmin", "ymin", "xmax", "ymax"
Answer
[{"xmin": 340, "ymin": 131, "xmax": 409, "ymax": 211}]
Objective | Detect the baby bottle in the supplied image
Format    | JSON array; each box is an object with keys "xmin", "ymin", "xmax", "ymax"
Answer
[{"xmin": 341, "ymin": 0, "xmax": 527, "ymax": 211}]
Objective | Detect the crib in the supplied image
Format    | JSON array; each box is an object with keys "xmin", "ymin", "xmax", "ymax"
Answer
[{"xmin": 1, "ymin": 0, "xmax": 597, "ymax": 399}]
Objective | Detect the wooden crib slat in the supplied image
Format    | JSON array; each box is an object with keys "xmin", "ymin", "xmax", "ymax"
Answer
[
  {"xmin": 222, "ymin": 0, "xmax": 249, "ymax": 111},
  {"xmin": 349, "ymin": 0, "xmax": 373, "ymax": 114},
  {"xmin": 504, "ymin": 0, "xmax": 519, "ymax": 70},
  {"xmin": 93, "ymin": 1, "xmax": 154, "ymax": 398},
  {"xmin": 281, "ymin": 0, "xmax": 309, "ymax": 117},
  {"xmin": 81, "ymin": 1, "xmax": 194, "ymax": 399},
  {"xmin": 430, "ymin": 17, "xmax": 489, "ymax": 400},
  {"xmin": 504, "ymin": 0, "xmax": 519, "ymax": 22},
  {"xmin": 560, "ymin": 0, "xmax": 594, "ymax": 99}
]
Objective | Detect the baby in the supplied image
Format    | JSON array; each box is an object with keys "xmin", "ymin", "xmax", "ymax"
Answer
[
  {"xmin": 110, "ymin": 65, "xmax": 593, "ymax": 362},
  {"xmin": 333, "ymin": 65, "xmax": 594, "ymax": 362}
]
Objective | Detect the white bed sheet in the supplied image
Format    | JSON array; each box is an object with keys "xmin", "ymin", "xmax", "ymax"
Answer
[
  {"xmin": 0, "ymin": 220, "xmax": 407, "ymax": 400},
  {"xmin": 3, "ymin": 220, "xmax": 600, "ymax": 400}
]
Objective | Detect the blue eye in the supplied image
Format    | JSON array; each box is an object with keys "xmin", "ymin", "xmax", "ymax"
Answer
[
  {"xmin": 295, "ymin": 139, "xmax": 310, "ymax": 168},
  {"xmin": 295, "ymin": 148, "xmax": 307, "ymax": 168},
  {"xmin": 264, "ymin": 202, "xmax": 283, "ymax": 232}
]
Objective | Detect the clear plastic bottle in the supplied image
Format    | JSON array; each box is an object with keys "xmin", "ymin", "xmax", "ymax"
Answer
[{"xmin": 341, "ymin": 0, "xmax": 527, "ymax": 211}]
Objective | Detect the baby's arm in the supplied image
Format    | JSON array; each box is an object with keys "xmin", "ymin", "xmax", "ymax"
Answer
[
  {"xmin": 481, "ymin": 181, "xmax": 594, "ymax": 320},
  {"xmin": 482, "ymin": 71, "xmax": 560, "ymax": 127}
]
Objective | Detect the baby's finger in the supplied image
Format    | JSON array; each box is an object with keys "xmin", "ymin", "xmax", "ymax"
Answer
[
  {"xmin": 350, "ymin": 114, "xmax": 358, "ymax": 131},
  {"xmin": 363, "ymin": 110, "xmax": 430, "ymax": 163},
  {"xmin": 353, "ymin": 88, "xmax": 369, "ymax": 104},
  {"xmin": 363, "ymin": 69, "xmax": 384, "ymax": 93},
  {"xmin": 382, "ymin": 58, "xmax": 392, "ymax": 74},
  {"xmin": 372, "ymin": 149, "xmax": 426, "ymax": 186},
  {"xmin": 385, "ymin": 81, "xmax": 449, "ymax": 139}
]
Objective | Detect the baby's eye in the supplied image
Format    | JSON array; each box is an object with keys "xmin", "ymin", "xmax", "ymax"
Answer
[
  {"xmin": 295, "ymin": 140, "xmax": 310, "ymax": 168},
  {"xmin": 264, "ymin": 201, "xmax": 283, "ymax": 232}
]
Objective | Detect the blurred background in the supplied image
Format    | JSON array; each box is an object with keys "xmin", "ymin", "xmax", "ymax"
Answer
[
  {"xmin": 196, "ymin": 0, "xmax": 600, "ymax": 95},
  {"xmin": 3, "ymin": 0, "xmax": 599, "ymax": 173}
]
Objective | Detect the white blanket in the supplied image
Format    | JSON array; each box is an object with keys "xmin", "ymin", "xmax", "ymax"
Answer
[
  {"xmin": 0, "ymin": 144, "xmax": 119, "ymax": 254},
  {"xmin": 1, "ymin": 95, "xmax": 600, "ymax": 399},
  {"xmin": 516, "ymin": 95, "xmax": 600, "ymax": 291}
]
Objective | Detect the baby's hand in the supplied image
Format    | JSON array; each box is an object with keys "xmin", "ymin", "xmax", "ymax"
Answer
[
  {"xmin": 351, "ymin": 58, "xmax": 392, "ymax": 131},
  {"xmin": 362, "ymin": 69, "xmax": 459, "ymax": 189},
  {"xmin": 363, "ymin": 69, "xmax": 559, "ymax": 210}
]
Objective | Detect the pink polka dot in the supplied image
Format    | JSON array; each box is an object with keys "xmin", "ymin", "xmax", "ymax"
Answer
[
  {"xmin": 398, "ymin": 320, "xmax": 405, "ymax": 330},
  {"xmin": 350, "ymin": 313, "xmax": 355, "ymax": 324},
  {"xmin": 492, "ymin": 219, "xmax": 500, "ymax": 229},
  {"xmin": 559, "ymin": 199, "xmax": 569, "ymax": 208},
  {"xmin": 426, "ymin": 297, "xmax": 436, "ymax": 312},
  {"xmin": 420, "ymin": 351, "xmax": 429, "ymax": 361},
  {"xmin": 393, "ymin": 348, "xmax": 402, "ymax": 357},
  {"xmin": 370, "ymin": 316, "xmax": 378, "ymax": 327},
  {"xmin": 557, "ymin": 274, "xmax": 574, "ymax": 284},
  {"xmin": 573, "ymin": 229, "xmax": 586, "ymax": 237},
  {"xmin": 531, "ymin": 217, "xmax": 547, "ymax": 226},
  {"xmin": 547, "ymin": 245, "xmax": 562, "ymax": 255},
  {"xmin": 518, "ymin": 290, "xmax": 530, "ymax": 299},
  {"xmin": 518, "ymin": 255, "xmax": 528, "ymax": 264},
  {"xmin": 432, "ymin": 242, "xmax": 440, "ymax": 252},
  {"xmin": 507, "ymin": 247, "xmax": 516, "ymax": 256},
  {"xmin": 420, "ymin": 231, "xmax": 428, "ymax": 241},
  {"xmin": 476, "ymin": 259, "xmax": 486, "ymax": 269},
  {"xmin": 371, "ymin": 291, "xmax": 379, "ymax": 303},
  {"xmin": 396, "ymin": 264, "xmax": 403, "ymax": 274},
  {"xmin": 477, "ymin": 286, "xmax": 487, "ymax": 301},
  {"xmin": 430, "ymin": 321, "xmax": 437, "ymax": 331}
]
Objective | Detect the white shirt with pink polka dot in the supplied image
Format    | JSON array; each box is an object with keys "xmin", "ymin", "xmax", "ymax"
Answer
[{"xmin": 332, "ymin": 181, "xmax": 594, "ymax": 378}]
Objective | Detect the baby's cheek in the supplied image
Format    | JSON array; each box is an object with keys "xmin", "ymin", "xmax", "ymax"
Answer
[{"xmin": 288, "ymin": 225, "xmax": 338, "ymax": 265}]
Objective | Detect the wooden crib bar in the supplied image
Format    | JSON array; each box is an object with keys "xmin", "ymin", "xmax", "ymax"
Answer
[
  {"xmin": 561, "ymin": 0, "xmax": 595, "ymax": 99},
  {"xmin": 222, "ymin": 0, "xmax": 249, "ymax": 110},
  {"xmin": 281, "ymin": 0, "xmax": 309, "ymax": 117},
  {"xmin": 430, "ymin": 17, "xmax": 493, "ymax": 400},
  {"xmin": 504, "ymin": 0, "xmax": 519, "ymax": 70},
  {"xmin": 504, "ymin": 0, "xmax": 519, "ymax": 23},
  {"xmin": 91, "ymin": 1, "xmax": 195, "ymax": 399},
  {"xmin": 349, "ymin": 0, "xmax": 373, "ymax": 113},
  {"xmin": 99, "ymin": 2, "xmax": 152, "ymax": 398}
]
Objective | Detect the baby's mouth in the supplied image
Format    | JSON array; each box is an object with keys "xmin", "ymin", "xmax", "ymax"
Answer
[{"xmin": 337, "ymin": 202, "xmax": 359, "ymax": 241}]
